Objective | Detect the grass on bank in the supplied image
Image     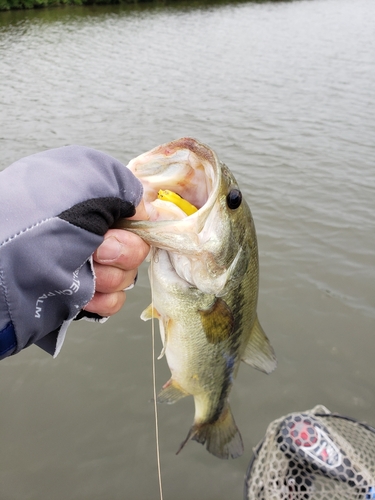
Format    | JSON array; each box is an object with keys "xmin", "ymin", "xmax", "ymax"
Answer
[
  {"xmin": 0, "ymin": 0, "xmax": 148, "ymax": 10},
  {"xmin": 0, "ymin": 0, "xmax": 289, "ymax": 14}
]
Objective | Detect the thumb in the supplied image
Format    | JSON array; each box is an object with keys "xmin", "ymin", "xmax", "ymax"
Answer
[{"xmin": 94, "ymin": 229, "xmax": 150, "ymax": 270}]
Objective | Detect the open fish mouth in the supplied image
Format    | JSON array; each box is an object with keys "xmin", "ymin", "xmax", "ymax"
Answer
[{"xmin": 126, "ymin": 137, "xmax": 221, "ymax": 221}]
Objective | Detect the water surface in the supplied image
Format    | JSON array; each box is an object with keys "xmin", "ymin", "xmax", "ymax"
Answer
[{"xmin": 0, "ymin": 0, "xmax": 374, "ymax": 498}]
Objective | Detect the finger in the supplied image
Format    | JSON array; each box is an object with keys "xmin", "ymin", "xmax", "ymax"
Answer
[
  {"xmin": 128, "ymin": 198, "xmax": 149, "ymax": 221},
  {"xmin": 93, "ymin": 229, "xmax": 149, "ymax": 271},
  {"xmin": 93, "ymin": 263, "xmax": 137, "ymax": 293},
  {"xmin": 84, "ymin": 290, "xmax": 126, "ymax": 317}
]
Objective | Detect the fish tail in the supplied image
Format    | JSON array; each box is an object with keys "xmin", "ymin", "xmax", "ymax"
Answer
[{"xmin": 176, "ymin": 404, "xmax": 243, "ymax": 459}]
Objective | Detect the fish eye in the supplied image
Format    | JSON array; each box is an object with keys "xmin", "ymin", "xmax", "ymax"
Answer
[{"xmin": 226, "ymin": 189, "xmax": 242, "ymax": 210}]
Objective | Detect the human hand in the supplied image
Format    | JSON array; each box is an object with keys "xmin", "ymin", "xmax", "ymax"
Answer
[
  {"xmin": 84, "ymin": 201, "xmax": 150, "ymax": 316},
  {"xmin": 0, "ymin": 145, "xmax": 149, "ymax": 360}
]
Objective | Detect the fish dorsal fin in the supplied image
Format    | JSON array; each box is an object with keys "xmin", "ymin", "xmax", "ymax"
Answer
[
  {"xmin": 199, "ymin": 298, "xmax": 234, "ymax": 344},
  {"xmin": 157, "ymin": 379, "xmax": 189, "ymax": 404},
  {"xmin": 242, "ymin": 316, "xmax": 277, "ymax": 374}
]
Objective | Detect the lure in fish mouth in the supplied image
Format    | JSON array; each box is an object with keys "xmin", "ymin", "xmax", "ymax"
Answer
[{"xmin": 117, "ymin": 137, "xmax": 277, "ymax": 459}]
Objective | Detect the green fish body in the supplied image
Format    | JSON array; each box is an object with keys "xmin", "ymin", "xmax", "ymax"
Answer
[{"xmin": 119, "ymin": 138, "xmax": 276, "ymax": 459}]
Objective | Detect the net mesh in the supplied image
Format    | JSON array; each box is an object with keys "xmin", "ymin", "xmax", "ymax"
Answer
[{"xmin": 244, "ymin": 405, "xmax": 375, "ymax": 500}]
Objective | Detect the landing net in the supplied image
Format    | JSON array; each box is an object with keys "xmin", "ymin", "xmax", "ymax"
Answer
[{"xmin": 244, "ymin": 405, "xmax": 375, "ymax": 500}]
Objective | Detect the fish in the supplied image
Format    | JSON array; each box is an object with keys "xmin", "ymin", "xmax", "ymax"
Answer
[{"xmin": 117, "ymin": 137, "xmax": 277, "ymax": 459}]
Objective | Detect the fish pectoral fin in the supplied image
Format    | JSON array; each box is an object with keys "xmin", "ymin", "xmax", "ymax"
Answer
[
  {"xmin": 141, "ymin": 304, "xmax": 168, "ymax": 359},
  {"xmin": 157, "ymin": 345, "xmax": 167, "ymax": 360},
  {"xmin": 176, "ymin": 403, "xmax": 243, "ymax": 459},
  {"xmin": 140, "ymin": 304, "xmax": 160, "ymax": 321},
  {"xmin": 199, "ymin": 298, "xmax": 234, "ymax": 344},
  {"xmin": 157, "ymin": 379, "xmax": 189, "ymax": 404},
  {"xmin": 241, "ymin": 315, "xmax": 277, "ymax": 374}
]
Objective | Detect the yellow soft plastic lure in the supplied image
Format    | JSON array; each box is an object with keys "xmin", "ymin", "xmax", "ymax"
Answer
[{"xmin": 157, "ymin": 189, "xmax": 198, "ymax": 216}]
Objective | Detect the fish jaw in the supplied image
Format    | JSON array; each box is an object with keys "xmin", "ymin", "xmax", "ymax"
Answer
[{"xmin": 121, "ymin": 195, "xmax": 254, "ymax": 296}]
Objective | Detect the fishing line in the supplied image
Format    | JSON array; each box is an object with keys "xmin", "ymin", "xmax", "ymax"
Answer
[{"xmin": 150, "ymin": 250, "xmax": 164, "ymax": 500}]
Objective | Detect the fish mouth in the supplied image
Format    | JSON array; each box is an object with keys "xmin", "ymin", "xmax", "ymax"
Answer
[{"xmin": 126, "ymin": 138, "xmax": 220, "ymax": 221}]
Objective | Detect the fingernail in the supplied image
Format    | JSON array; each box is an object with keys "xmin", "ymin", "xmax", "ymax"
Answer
[
  {"xmin": 96, "ymin": 237, "xmax": 122, "ymax": 262},
  {"xmin": 124, "ymin": 272, "xmax": 138, "ymax": 291}
]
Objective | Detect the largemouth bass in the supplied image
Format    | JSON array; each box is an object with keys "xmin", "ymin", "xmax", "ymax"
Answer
[{"xmin": 118, "ymin": 138, "xmax": 277, "ymax": 459}]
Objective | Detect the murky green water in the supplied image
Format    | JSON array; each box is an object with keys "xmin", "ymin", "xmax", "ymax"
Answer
[{"xmin": 0, "ymin": 0, "xmax": 374, "ymax": 498}]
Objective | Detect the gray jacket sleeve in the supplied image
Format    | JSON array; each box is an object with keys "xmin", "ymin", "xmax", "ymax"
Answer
[{"xmin": 0, "ymin": 145, "xmax": 143, "ymax": 360}]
